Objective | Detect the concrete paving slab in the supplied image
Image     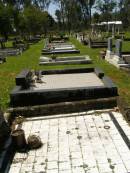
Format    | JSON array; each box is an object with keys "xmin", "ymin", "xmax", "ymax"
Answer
[{"xmin": 7, "ymin": 111, "xmax": 130, "ymax": 173}]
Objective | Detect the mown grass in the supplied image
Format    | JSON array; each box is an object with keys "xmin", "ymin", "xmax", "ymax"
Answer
[
  {"xmin": 0, "ymin": 40, "xmax": 91, "ymax": 109},
  {"xmin": 0, "ymin": 41, "xmax": 43, "ymax": 109},
  {"xmin": 0, "ymin": 38, "xmax": 130, "ymax": 110}
]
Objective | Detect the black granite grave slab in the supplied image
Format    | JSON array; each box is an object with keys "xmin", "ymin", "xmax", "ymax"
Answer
[
  {"xmin": 89, "ymin": 39, "xmax": 108, "ymax": 48},
  {"xmin": 15, "ymin": 70, "xmax": 33, "ymax": 88},
  {"xmin": 10, "ymin": 68, "xmax": 118, "ymax": 107}
]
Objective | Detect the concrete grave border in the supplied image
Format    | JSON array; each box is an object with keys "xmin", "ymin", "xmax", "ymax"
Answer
[{"xmin": 39, "ymin": 55, "xmax": 92, "ymax": 65}]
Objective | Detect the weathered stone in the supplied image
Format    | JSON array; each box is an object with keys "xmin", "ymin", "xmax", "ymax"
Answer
[
  {"xmin": 108, "ymin": 38, "xmax": 113, "ymax": 52},
  {"xmin": 116, "ymin": 39, "xmax": 122, "ymax": 57},
  {"xmin": 39, "ymin": 55, "xmax": 92, "ymax": 65},
  {"xmin": 89, "ymin": 39, "xmax": 107, "ymax": 48},
  {"xmin": 8, "ymin": 97, "xmax": 117, "ymax": 117}
]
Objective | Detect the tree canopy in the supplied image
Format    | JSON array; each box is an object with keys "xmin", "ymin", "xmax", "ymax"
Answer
[
  {"xmin": 0, "ymin": 0, "xmax": 55, "ymax": 38},
  {"xmin": 0, "ymin": 0, "xmax": 130, "ymax": 38}
]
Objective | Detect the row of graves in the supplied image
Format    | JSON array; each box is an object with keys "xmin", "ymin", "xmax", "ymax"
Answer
[
  {"xmin": 0, "ymin": 38, "xmax": 22, "ymax": 64},
  {"xmin": 40, "ymin": 37, "xmax": 92, "ymax": 66},
  {"xmin": 0, "ymin": 35, "xmax": 42, "ymax": 64},
  {"xmin": 42, "ymin": 37, "xmax": 80, "ymax": 55},
  {"xmin": 1, "ymin": 36, "xmax": 130, "ymax": 173},
  {"xmin": 76, "ymin": 23, "xmax": 130, "ymax": 50},
  {"xmin": 76, "ymin": 31, "xmax": 130, "ymax": 70},
  {"xmin": 76, "ymin": 33, "xmax": 108, "ymax": 48}
]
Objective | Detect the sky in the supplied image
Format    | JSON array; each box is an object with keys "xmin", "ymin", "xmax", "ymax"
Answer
[
  {"xmin": 48, "ymin": 3, "xmax": 58, "ymax": 19},
  {"xmin": 48, "ymin": 2, "xmax": 96, "ymax": 19}
]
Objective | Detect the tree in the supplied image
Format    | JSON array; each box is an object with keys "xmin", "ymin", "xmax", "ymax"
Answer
[
  {"xmin": 24, "ymin": 0, "xmax": 51, "ymax": 9},
  {"xmin": 23, "ymin": 6, "xmax": 44, "ymax": 34},
  {"xmin": 53, "ymin": 0, "xmax": 95, "ymax": 32},
  {"xmin": 78, "ymin": 0, "xmax": 95, "ymax": 25},
  {"xmin": 95, "ymin": 0, "xmax": 117, "ymax": 22},
  {"xmin": 0, "ymin": 0, "xmax": 55, "ymax": 38},
  {"xmin": 92, "ymin": 12, "xmax": 100, "ymax": 23},
  {"xmin": 0, "ymin": 4, "xmax": 13, "ymax": 40},
  {"xmin": 88, "ymin": 0, "xmax": 95, "ymax": 24},
  {"xmin": 123, "ymin": 0, "xmax": 130, "ymax": 28},
  {"xmin": 55, "ymin": 9, "xmax": 62, "ymax": 30}
]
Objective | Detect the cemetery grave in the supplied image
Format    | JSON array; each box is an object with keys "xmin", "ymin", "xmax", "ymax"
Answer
[
  {"xmin": 10, "ymin": 67, "xmax": 118, "ymax": 108},
  {"xmin": 76, "ymin": 33, "xmax": 108, "ymax": 48},
  {"xmin": 122, "ymin": 52, "xmax": 130, "ymax": 64},
  {"xmin": 76, "ymin": 33, "xmax": 85, "ymax": 43},
  {"xmin": 105, "ymin": 38, "xmax": 130, "ymax": 68},
  {"xmin": 0, "ymin": 53, "xmax": 6, "ymax": 64},
  {"xmin": 0, "ymin": 37, "xmax": 22, "ymax": 57},
  {"xmin": 42, "ymin": 46, "xmax": 80, "ymax": 55},
  {"xmin": 49, "ymin": 35, "xmax": 69, "ymax": 42},
  {"xmin": 0, "ymin": 35, "xmax": 42, "ymax": 58},
  {"xmin": 0, "ymin": 48, "xmax": 22, "ymax": 56},
  {"xmin": 0, "ymin": 35, "xmax": 130, "ymax": 173},
  {"xmin": 24, "ymin": 35, "xmax": 42, "ymax": 45},
  {"xmin": 1, "ymin": 36, "xmax": 130, "ymax": 173},
  {"xmin": 1, "ymin": 55, "xmax": 130, "ymax": 173},
  {"xmin": 42, "ymin": 38, "xmax": 80, "ymax": 55},
  {"xmin": 39, "ymin": 55, "xmax": 92, "ymax": 65},
  {"xmin": 0, "ymin": 38, "xmax": 6, "ymax": 49},
  {"xmin": 76, "ymin": 33, "xmax": 96, "ymax": 46},
  {"xmin": 1, "ymin": 1, "xmax": 130, "ymax": 172},
  {"xmin": 12, "ymin": 38, "xmax": 29, "ymax": 51},
  {"xmin": 88, "ymin": 38, "xmax": 108, "ymax": 48}
]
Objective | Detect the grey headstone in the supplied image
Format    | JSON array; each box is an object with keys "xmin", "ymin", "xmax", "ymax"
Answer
[
  {"xmin": 116, "ymin": 39, "xmax": 122, "ymax": 57},
  {"xmin": 108, "ymin": 38, "xmax": 113, "ymax": 52},
  {"xmin": 88, "ymin": 38, "xmax": 92, "ymax": 48}
]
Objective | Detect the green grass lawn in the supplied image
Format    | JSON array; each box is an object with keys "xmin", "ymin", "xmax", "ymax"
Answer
[
  {"xmin": 0, "ymin": 38, "xmax": 130, "ymax": 110},
  {"xmin": 5, "ymin": 41, "xmax": 13, "ymax": 48},
  {"xmin": 122, "ymin": 41, "xmax": 130, "ymax": 51}
]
